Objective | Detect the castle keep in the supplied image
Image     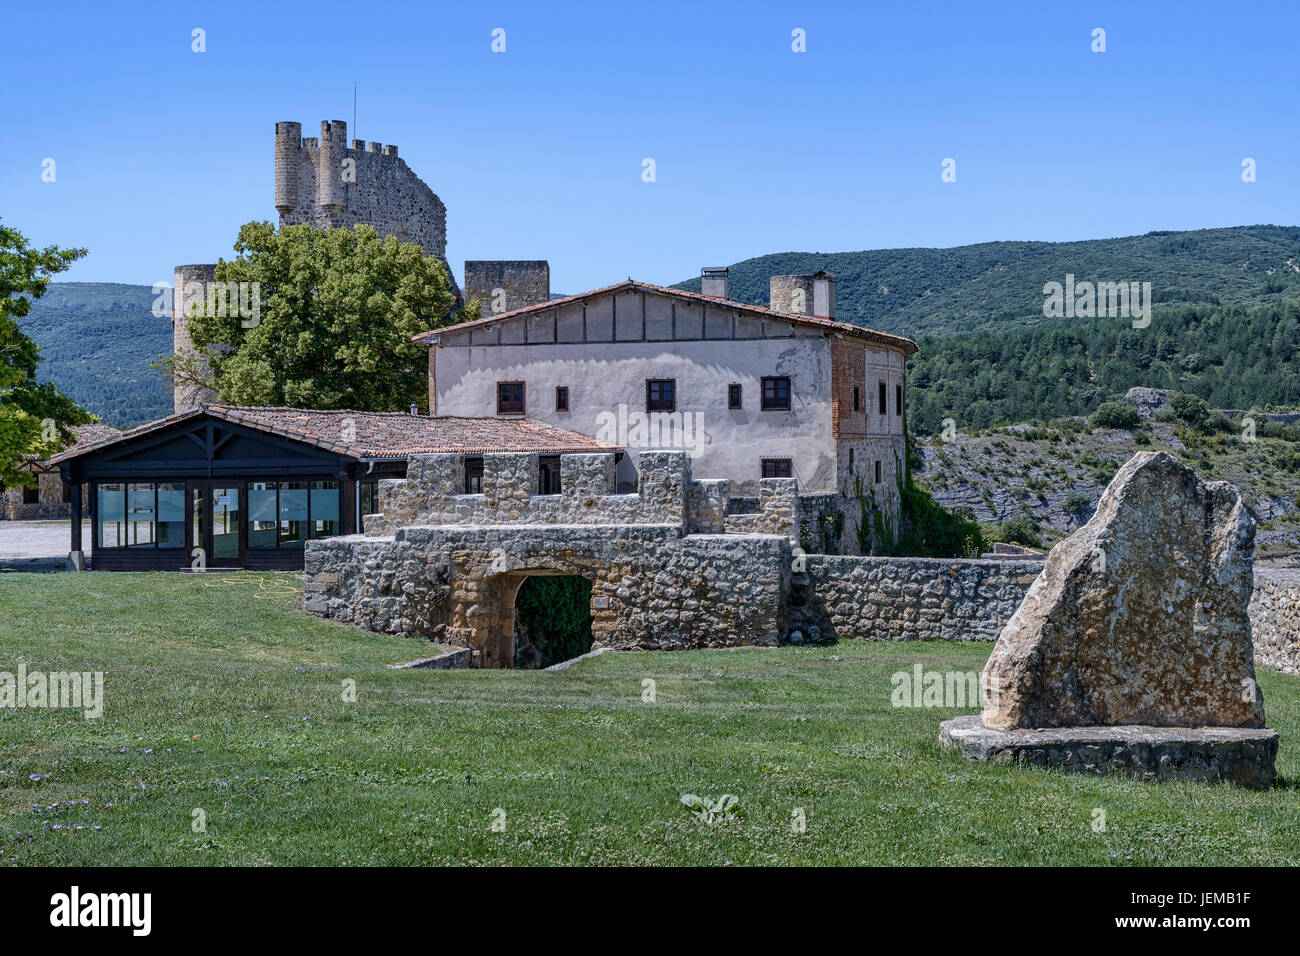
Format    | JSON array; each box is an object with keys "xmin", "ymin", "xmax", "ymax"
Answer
[
  {"xmin": 171, "ymin": 120, "xmax": 457, "ymax": 412},
  {"xmin": 273, "ymin": 120, "xmax": 448, "ymax": 262}
]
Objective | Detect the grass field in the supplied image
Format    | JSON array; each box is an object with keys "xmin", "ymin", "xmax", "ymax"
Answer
[{"xmin": 2, "ymin": 571, "xmax": 1298, "ymax": 866}]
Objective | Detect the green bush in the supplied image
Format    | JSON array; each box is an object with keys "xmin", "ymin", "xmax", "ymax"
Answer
[
  {"xmin": 1091, "ymin": 401, "xmax": 1140, "ymax": 429},
  {"xmin": 999, "ymin": 512, "xmax": 1042, "ymax": 548},
  {"xmin": 1063, "ymin": 491, "xmax": 1092, "ymax": 519},
  {"xmin": 1170, "ymin": 392, "xmax": 1210, "ymax": 426}
]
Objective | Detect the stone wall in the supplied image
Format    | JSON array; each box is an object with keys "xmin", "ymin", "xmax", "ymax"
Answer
[
  {"xmin": 363, "ymin": 451, "xmax": 690, "ymax": 536},
  {"xmin": 789, "ymin": 555, "xmax": 1043, "ymax": 643},
  {"xmin": 1250, "ymin": 569, "xmax": 1300, "ymax": 675},
  {"xmin": 1, "ymin": 470, "xmax": 87, "ymax": 520},
  {"xmin": 304, "ymin": 447, "xmax": 1300, "ymax": 671},
  {"xmin": 463, "ymin": 261, "xmax": 550, "ymax": 317},
  {"xmin": 305, "ymin": 523, "xmax": 789, "ymax": 665}
]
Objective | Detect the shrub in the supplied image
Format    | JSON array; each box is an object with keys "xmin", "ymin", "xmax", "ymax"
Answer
[
  {"xmin": 1063, "ymin": 491, "xmax": 1092, "ymax": 519},
  {"xmin": 1170, "ymin": 392, "xmax": 1210, "ymax": 426},
  {"xmin": 999, "ymin": 512, "xmax": 1042, "ymax": 548},
  {"xmin": 1091, "ymin": 401, "xmax": 1140, "ymax": 429}
]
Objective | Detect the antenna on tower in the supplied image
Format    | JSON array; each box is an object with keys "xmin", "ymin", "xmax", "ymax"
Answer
[{"xmin": 353, "ymin": 84, "xmax": 357, "ymax": 139}]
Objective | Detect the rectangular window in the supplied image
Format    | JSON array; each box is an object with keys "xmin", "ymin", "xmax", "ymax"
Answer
[
  {"xmin": 878, "ymin": 381, "xmax": 887, "ymax": 415},
  {"xmin": 278, "ymin": 481, "xmax": 309, "ymax": 549},
  {"xmin": 849, "ymin": 449, "xmax": 855, "ymax": 472},
  {"xmin": 248, "ymin": 481, "xmax": 279, "ymax": 548},
  {"xmin": 538, "ymin": 455, "xmax": 561, "ymax": 495},
  {"xmin": 875, "ymin": 460, "xmax": 882, "ymax": 484},
  {"xmin": 62, "ymin": 483, "xmax": 72, "ymax": 503},
  {"xmin": 761, "ymin": 458, "xmax": 793, "ymax": 479},
  {"xmin": 497, "ymin": 381, "xmax": 525, "ymax": 415},
  {"xmin": 555, "ymin": 386, "xmax": 569, "ymax": 412},
  {"xmin": 156, "ymin": 483, "xmax": 185, "ymax": 547},
  {"xmin": 95, "ymin": 482, "xmax": 183, "ymax": 549},
  {"xmin": 464, "ymin": 456, "xmax": 484, "ymax": 494},
  {"xmin": 310, "ymin": 481, "xmax": 339, "ymax": 539},
  {"xmin": 248, "ymin": 480, "xmax": 339, "ymax": 547},
  {"xmin": 646, "ymin": 379, "xmax": 675, "ymax": 412},
  {"xmin": 896, "ymin": 383, "xmax": 903, "ymax": 416},
  {"xmin": 22, "ymin": 484, "xmax": 39, "ymax": 504},
  {"xmin": 852, "ymin": 386, "xmax": 860, "ymax": 412},
  {"xmin": 728, "ymin": 383, "xmax": 742, "ymax": 410},
  {"xmin": 761, "ymin": 376, "xmax": 791, "ymax": 411},
  {"xmin": 359, "ymin": 480, "xmax": 380, "ymax": 517},
  {"xmin": 97, "ymin": 483, "xmax": 124, "ymax": 548}
]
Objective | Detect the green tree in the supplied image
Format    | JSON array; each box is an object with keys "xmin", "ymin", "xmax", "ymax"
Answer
[
  {"xmin": 0, "ymin": 219, "xmax": 94, "ymax": 488},
  {"xmin": 177, "ymin": 221, "xmax": 462, "ymax": 411}
]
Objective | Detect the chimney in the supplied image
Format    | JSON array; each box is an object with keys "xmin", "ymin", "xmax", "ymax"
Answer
[
  {"xmin": 811, "ymin": 271, "xmax": 835, "ymax": 320},
  {"xmin": 409, "ymin": 402, "xmax": 419, "ymax": 415},
  {"xmin": 700, "ymin": 266, "xmax": 729, "ymax": 300}
]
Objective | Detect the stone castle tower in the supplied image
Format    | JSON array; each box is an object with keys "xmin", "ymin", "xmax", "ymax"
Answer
[
  {"xmin": 273, "ymin": 120, "xmax": 449, "ymax": 262},
  {"xmin": 172, "ymin": 120, "xmax": 457, "ymax": 412}
]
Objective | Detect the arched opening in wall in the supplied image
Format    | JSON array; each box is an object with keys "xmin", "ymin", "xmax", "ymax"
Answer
[{"xmin": 512, "ymin": 575, "xmax": 594, "ymax": 669}]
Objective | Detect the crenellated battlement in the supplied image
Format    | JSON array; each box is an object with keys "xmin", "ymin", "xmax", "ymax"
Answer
[
  {"xmin": 361, "ymin": 451, "xmax": 800, "ymax": 539},
  {"xmin": 272, "ymin": 119, "xmax": 445, "ymax": 263}
]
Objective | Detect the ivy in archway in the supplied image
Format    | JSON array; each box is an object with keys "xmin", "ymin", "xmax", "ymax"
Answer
[{"xmin": 514, "ymin": 576, "xmax": 594, "ymax": 669}]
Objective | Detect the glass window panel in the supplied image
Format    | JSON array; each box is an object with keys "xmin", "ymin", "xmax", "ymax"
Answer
[
  {"xmin": 157, "ymin": 483, "xmax": 185, "ymax": 548},
  {"xmin": 248, "ymin": 483, "xmax": 278, "ymax": 548},
  {"xmin": 127, "ymin": 483, "xmax": 157, "ymax": 547},
  {"xmin": 279, "ymin": 482, "xmax": 308, "ymax": 548},
  {"xmin": 310, "ymin": 481, "xmax": 339, "ymax": 539},
  {"xmin": 97, "ymin": 483, "xmax": 124, "ymax": 548}
]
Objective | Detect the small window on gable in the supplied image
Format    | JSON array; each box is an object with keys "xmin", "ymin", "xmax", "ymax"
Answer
[
  {"xmin": 762, "ymin": 458, "xmax": 793, "ymax": 479},
  {"xmin": 878, "ymin": 381, "xmax": 887, "ymax": 415},
  {"xmin": 875, "ymin": 460, "xmax": 882, "ymax": 484},
  {"xmin": 555, "ymin": 386, "xmax": 569, "ymax": 412},
  {"xmin": 728, "ymin": 383, "xmax": 742, "ymax": 409},
  {"xmin": 647, "ymin": 379, "xmax": 675, "ymax": 412},
  {"xmin": 498, "ymin": 381, "xmax": 525, "ymax": 415},
  {"xmin": 896, "ymin": 383, "xmax": 903, "ymax": 416},
  {"xmin": 761, "ymin": 376, "xmax": 791, "ymax": 411}
]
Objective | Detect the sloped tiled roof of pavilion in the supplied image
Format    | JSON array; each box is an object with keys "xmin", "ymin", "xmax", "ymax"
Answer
[
  {"xmin": 50, "ymin": 406, "xmax": 621, "ymax": 464},
  {"xmin": 413, "ymin": 278, "xmax": 920, "ymax": 353}
]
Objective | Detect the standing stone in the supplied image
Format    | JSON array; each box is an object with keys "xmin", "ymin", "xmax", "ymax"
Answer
[{"xmin": 941, "ymin": 451, "xmax": 1278, "ymax": 788}]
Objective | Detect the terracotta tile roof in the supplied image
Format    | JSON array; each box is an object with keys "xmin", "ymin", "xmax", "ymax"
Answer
[
  {"xmin": 414, "ymin": 278, "xmax": 920, "ymax": 354},
  {"xmin": 51, "ymin": 406, "xmax": 621, "ymax": 464}
]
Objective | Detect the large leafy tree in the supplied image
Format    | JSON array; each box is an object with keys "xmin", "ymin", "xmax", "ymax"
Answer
[
  {"xmin": 178, "ymin": 221, "xmax": 469, "ymax": 411},
  {"xmin": 0, "ymin": 219, "xmax": 95, "ymax": 488}
]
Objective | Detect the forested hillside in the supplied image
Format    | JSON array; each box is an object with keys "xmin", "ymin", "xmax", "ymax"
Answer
[
  {"xmin": 674, "ymin": 225, "xmax": 1300, "ymax": 337},
  {"xmin": 907, "ymin": 298, "xmax": 1300, "ymax": 434},
  {"xmin": 21, "ymin": 282, "xmax": 172, "ymax": 428}
]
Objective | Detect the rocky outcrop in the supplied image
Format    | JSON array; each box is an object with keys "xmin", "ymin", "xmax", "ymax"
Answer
[{"xmin": 983, "ymin": 451, "xmax": 1265, "ymax": 730}]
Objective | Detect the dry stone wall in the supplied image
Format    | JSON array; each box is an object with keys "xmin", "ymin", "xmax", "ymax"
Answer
[
  {"xmin": 1251, "ymin": 569, "xmax": 1300, "ymax": 675},
  {"xmin": 789, "ymin": 556, "xmax": 1042, "ymax": 643}
]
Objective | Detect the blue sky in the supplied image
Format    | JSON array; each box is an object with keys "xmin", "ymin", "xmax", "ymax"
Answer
[{"xmin": 3, "ymin": 0, "xmax": 1297, "ymax": 294}]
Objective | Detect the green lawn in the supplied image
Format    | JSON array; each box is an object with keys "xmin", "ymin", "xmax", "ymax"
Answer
[{"xmin": 2, "ymin": 571, "xmax": 1298, "ymax": 866}]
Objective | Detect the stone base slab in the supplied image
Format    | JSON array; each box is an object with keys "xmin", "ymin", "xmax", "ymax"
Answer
[{"xmin": 939, "ymin": 715, "xmax": 1278, "ymax": 789}]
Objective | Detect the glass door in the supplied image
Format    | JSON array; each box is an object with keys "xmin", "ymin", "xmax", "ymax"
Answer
[
  {"xmin": 187, "ymin": 482, "xmax": 244, "ymax": 568},
  {"xmin": 210, "ymin": 486, "xmax": 242, "ymax": 566}
]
